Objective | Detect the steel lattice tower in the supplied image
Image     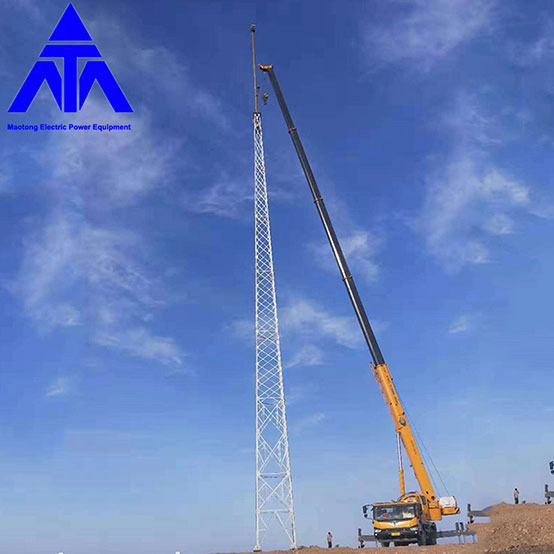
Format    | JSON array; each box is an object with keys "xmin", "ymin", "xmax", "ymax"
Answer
[
  {"xmin": 251, "ymin": 26, "xmax": 296, "ymax": 551},
  {"xmin": 253, "ymin": 108, "xmax": 296, "ymax": 551}
]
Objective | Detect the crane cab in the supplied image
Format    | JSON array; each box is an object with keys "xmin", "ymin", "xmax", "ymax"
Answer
[{"xmin": 363, "ymin": 493, "xmax": 438, "ymax": 547}]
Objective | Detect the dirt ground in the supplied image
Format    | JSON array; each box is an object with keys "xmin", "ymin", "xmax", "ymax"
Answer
[
  {"xmin": 212, "ymin": 502, "xmax": 554, "ymax": 554},
  {"xmin": 470, "ymin": 502, "xmax": 554, "ymax": 552},
  {"xmin": 211, "ymin": 546, "xmax": 480, "ymax": 554}
]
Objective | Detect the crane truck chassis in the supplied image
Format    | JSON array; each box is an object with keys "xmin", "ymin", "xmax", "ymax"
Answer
[
  {"xmin": 359, "ymin": 503, "xmax": 483, "ymax": 547},
  {"xmin": 365, "ymin": 494, "xmax": 438, "ymax": 546},
  {"xmin": 258, "ymin": 60, "xmax": 461, "ymax": 547}
]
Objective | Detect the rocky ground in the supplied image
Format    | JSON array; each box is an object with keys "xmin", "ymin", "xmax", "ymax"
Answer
[{"xmin": 212, "ymin": 502, "xmax": 554, "ymax": 554}]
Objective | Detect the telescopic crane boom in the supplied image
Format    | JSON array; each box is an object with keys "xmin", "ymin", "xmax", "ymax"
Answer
[{"xmin": 259, "ymin": 64, "xmax": 459, "ymax": 540}]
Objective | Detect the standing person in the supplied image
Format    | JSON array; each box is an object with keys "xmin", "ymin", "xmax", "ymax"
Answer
[
  {"xmin": 514, "ymin": 488, "xmax": 519, "ymax": 504},
  {"xmin": 327, "ymin": 531, "xmax": 333, "ymax": 548}
]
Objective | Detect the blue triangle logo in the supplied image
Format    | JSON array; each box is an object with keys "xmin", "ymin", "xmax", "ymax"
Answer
[{"xmin": 49, "ymin": 3, "xmax": 92, "ymax": 41}]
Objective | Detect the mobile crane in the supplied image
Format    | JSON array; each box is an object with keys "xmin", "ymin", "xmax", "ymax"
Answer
[{"xmin": 258, "ymin": 63, "xmax": 460, "ymax": 547}]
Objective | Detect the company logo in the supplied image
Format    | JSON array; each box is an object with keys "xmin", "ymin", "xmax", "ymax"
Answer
[{"xmin": 9, "ymin": 3, "xmax": 132, "ymax": 113}]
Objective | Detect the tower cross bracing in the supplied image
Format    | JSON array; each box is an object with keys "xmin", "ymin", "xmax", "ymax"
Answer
[{"xmin": 253, "ymin": 109, "xmax": 297, "ymax": 551}]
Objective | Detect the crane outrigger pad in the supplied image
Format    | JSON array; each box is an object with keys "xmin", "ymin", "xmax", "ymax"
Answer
[{"xmin": 467, "ymin": 503, "xmax": 492, "ymax": 520}]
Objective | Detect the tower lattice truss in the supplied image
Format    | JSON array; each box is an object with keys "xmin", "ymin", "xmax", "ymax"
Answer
[{"xmin": 253, "ymin": 111, "xmax": 297, "ymax": 551}]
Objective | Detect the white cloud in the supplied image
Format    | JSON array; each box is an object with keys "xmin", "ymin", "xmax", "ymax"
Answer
[
  {"xmin": 312, "ymin": 230, "xmax": 381, "ymax": 284},
  {"xmin": 2, "ymin": 0, "xmax": 42, "ymax": 21},
  {"xmin": 227, "ymin": 318, "xmax": 255, "ymax": 344},
  {"xmin": 422, "ymin": 155, "xmax": 530, "ymax": 268},
  {"xmin": 182, "ymin": 164, "xmax": 299, "ymax": 220},
  {"xmin": 4, "ymin": 18, "xmax": 209, "ymax": 369},
  {"xmin": 17, "ymin": 216, "xmax": 151, "ymax": 313},
  {"xmin": 46, "ymin": 377, "xmax": 70, "ymax": 397},
  {"xmin": 88, "ymin": 17, "xmax": 230, "ymax": 131},
  {"xmin": 483, "ymin": 213, "xmax": 514, "ymax": 235},
  {"xmin": 363, "ymin": 0, "xmax": 496, "ymax": 69},
  {"xmin": 40, "ymin": 101, "xmax": 179, "ymax": 207},
  {"xmin": 10, "ymin": 109, "xmax": 186, "ymax": 366},
  {"xmin": 183, "ymin": 173, "xmax": 252, "ymax": 218},
  {"xmin": 94, "ymin": 327, "xmax": 182, "ymax": 366},
  {"xmin": 442, "ymin": 92, "xmax": 501, "ymax": 147},
  {"xmin": 47, "ymin": 303, "xmax": 81, "ymax": 327},
  {"xmin": 14, "ymin": 217, "xmax": 81, "ymax": 331},
  {"xmin": 507, "ymin": 23, "xmax": 554, "ymax": 67},
  {"xmin": 285, "ymin": 384, "xmax": 311, "ymax": 407},
  {"xmin": 5, "ymin": 0, "xmax": 235, "ymax": 372},
  {"xmin": 448, "ymin": 314, "xmax": 473, "ymax": 334},
  {"xmin": 419, "ymin": 94, "xmax": 536, "ymax": 270},
  {"xmin": 285, "ymin": 344, "xmax": 324, "ymax": 369},
  {"xmin": 280, "ymin": 298, "xmax": 362, "ymax": 349},
  {"xmin": 13, "ymin": 215, "xmax": 185, "ymax": 366},
  {"xmin": 0, "ymin": 160, "xmax": 12, "ymax": 194},
  {"xmin": 128, "ymin": 46, "xmax": 230, "ymax": 131},
  {"xmin": 292, "ymin": 412, "xmax": 326, "ymax": 434}
]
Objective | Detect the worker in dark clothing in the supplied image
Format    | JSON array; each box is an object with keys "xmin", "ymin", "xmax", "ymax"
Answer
[
  {"xmin": 327, "ymin": 532, "xmax": 333, "ymax": 548},
  {"xmin": 514, "ymin": 488, "xmax": 519, "ymax": 504}
]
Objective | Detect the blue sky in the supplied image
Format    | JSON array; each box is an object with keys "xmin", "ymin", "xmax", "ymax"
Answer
[{"xmin": 1, "ymin": 0, "xmax": 554, "ymax": 552}]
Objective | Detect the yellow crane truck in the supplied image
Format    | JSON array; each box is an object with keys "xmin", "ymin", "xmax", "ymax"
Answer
[
  {"xmin": 258, "ymin": 62, "xmax": 460, "ymax": 547},
  {"xmin": 358, "ymin": 359, "xmax": 459, "ymax": 546}
]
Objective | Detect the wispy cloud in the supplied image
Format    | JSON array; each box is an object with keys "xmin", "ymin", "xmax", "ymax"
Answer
[
  {"xmin": 1, "ymin": 5, "xmax": 239, "ymax": 372},
  {"xmin": 14, "ymin": 214, "xmax": 185, "ymax": 366},
  {"xmin": 88, "ymin": 16, "xmax": 231, "ymax": 131},
  {"xmin": 14, "ymin": 217, "xmax": 84, "ymax": 331},
  {"xmin": 421, "ymin": 155, "xmax": 530, "ymax": 268},
  {"xmin": 94, "ymin": 327, "xmax": 182, "ymax": 366},
  {"xmin": 182, "ymin": 173, "xmax": 252, "ymax": 219},
  {"xmin": 507, "ymin": 22, "xmax": 554, "ymax": 67},
  {"xmin": 49, "ymin": 112, "xmax": 178, "ymax": 208},
  {"xmin": 2, "ymin": 0, "xmax": 42, "ymax": 22},
  {"xmin": 363, "ymin": 0, "xmax": 496, "ymax": 69},
  {"xmin": 448, "ymin": 314, "xmax": 473, "ymax": 334},
  {"xmin": 418, "ymin": 93, "xmax": 539, "ymax": 270},
  {"xmin": 45, "ymin": 376, "xmax": 71, "ymax": 397},
  {"xmin": 8, "ymin": 98, "xmax": 186, "ymax": 367},
  {"xmin": 312, "ymin": 230, "xmax": 381, "ymax": 284},
  {"xmin": 281, "ymin": 297, "xmax": 362, "ymax": 349},
  {"xmin": 292, "ymin": 412, "xmax": 326, "ymax": 434},
  {"xmin": 126, "ymin": 45, "xmax": 231, "ymax": 131},
  {"xmin": 285, "ymin": 384, "xmax": 313, "ymax": 407},
  {"xmin": 442, "ymin": 92, "xmax": 501, "ymax": 146},
  {"xmin": 229, "ymin": 319, "xmax": 329, "ymax": 370},
  {"xmin": 285, "ymin": 344, "xmax": 324, "ymax": 369},
  {"xmin": 227, "ymin": 318, "xmax": 255, "ymax": 344}
]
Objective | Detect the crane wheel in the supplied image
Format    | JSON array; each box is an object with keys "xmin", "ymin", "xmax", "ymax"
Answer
[{"xmin": 426, "ymin": 525, "xmax": 437, "ymax": 545}]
